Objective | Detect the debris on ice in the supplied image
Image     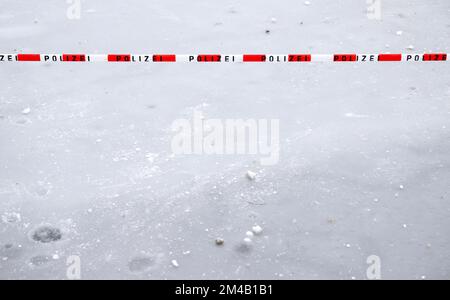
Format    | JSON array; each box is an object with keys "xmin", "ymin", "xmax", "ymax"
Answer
[
  {"xmin": 246, "ymin": 170, "xmax": 257, "ymax": 181},
  {"xmin": 171, "ymin": 259, "xmax": 179, "ymax": 268},
  {"xmin": 31, "ymin": 226, "xmax": 62, "ymax": 243},
  {"xmin": 1, "ymin": 212, "xmax": 21, "ymax": 223},
  {"xmin": 145, "ymin": 153, "xmax": 158, "ymax": 163},
  {"xmin": 252, "ymin": 225, "xmax": 263, "ymax": 235}
]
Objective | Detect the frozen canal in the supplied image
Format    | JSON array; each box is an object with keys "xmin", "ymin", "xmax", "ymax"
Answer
[{"xmin": 0, "ymin": 0, "xmax": 449, "ymax": 279}]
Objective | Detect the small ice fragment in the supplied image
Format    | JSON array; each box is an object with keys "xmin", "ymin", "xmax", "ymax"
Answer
[
  {"xmin": 52, "ymin": 254, "xmax": 60, "ymax": 260},
  {"xmin": 396, "ymin": 30, "xmax": 403, "ymax": 36},
  {"xmin": 146, "ymin": 153, "xmax": 158, "ymax": 163},
  {"xmin": 304, "ymin": 1, "xmax": 311, "ymax": 6},
  {"xmin": 246, "ymin": 170, "xmax": 257, "ymax": 180},
  {"xmin": 252, "ymin": 225, "xmax": 263, "ymax": 235},
  {"xmin": 215, "ymin": 238, "xmax": 224, "ymax": 246},
  {"xmin": 22, "ymin": 107, "xmax": 31, "ymax": 115},
  {"xmin": 270, "ymin": 17, "xmax": 277, "ymax": 23},
  {"xmin": 399, "ymin": 185, "xmax": 404, "ymax": 190},
  {"xmin": 171, "ymin": 259, "xmax": 179, "ymax": 268},
  {"xmin": 345, "ymin": 244, "xmax": 351, "ymax": 248},
  {"xmin": 345, "ymin": 112, "xmax": 368, "ymax": 119},
  {"xmin": 406, "ymin": 45, "xmax": 414, "ymax": 51},
  {"xmin": 1, "ymin": 212, "xmax": 21, "ymax": 223},
  {"xmin": 243, "ymin": 237, "xmax": 252, "ymax": 244},
  {"xmin": 246, "ymin": 231, "xmax": 254, "ymax": 238}
]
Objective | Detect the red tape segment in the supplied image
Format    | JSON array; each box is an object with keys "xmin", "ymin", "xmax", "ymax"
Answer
[
  {"xmin": 62, "ymin": 54, "xmax": 86, "ymax": 62},
  {"xmin": 107, "ymin": 54, "xmax": 131, "ymax": 62},
  {"xmin": 153, "ymin": 54, "xmax": 176, "ymax": 62},
  {"xmin": 16, "ymin": 54, "xmax": 41, "ymax": 61},
  {"xmin": 243, "ymin": 55, "xmax": 267, "ymax": 62},
  {"xmin": 423, "ymin": 53, "xmax": 447, "ymax": 61},
  {"xmin": 378, "ymin": 54, "xmax": 402, "ymax": 61},
  {"xmin": 334, "ymin": 54, "xmax": 358, "ymax": 62},
  {"xmin": 288, "ymin": 54, "xmax": 312, "ymax": 62}
]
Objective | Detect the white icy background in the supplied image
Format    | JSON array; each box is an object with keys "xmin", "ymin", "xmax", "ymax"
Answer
[{"xmin": 0, "ymin": 0, "xmax": 449, "ymax": 279}]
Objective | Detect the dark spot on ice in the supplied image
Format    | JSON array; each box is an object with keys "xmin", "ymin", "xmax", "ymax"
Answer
[
  {"xmin": 16, "ymin": 117, "xmax": 29, "ymax": 125},
  {"xmin": 235, "ymin": 242, "xmax": 252, "ymax": 254},
  {"xmin": 146, "ymin": 104, "xmax": 157, "ymax": 109},
  {"xmin": 265, "ymin": 30, "xmax": 271, "ymax": 34},
  {"xmin": 30, "ymin": 255, "xmax": 52, "ymax": 266},
  {"xmin": 128, "ymin": 256, "xmax": 156, "ymax": 273},
  {"xmin": 31, "ymin": 226, "xmax": 62, "ymax": 243},
  {"xmin": 1, "ymin": 243, "xmax": 23, "ymax": 259},
  {"xmin": 35, "ymin": 185, "xmax": 49, "ymax": 197}
]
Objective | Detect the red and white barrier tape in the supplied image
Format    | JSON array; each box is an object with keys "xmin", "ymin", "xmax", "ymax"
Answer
[{"xmin": 0, "ymin": 53, "xmax": 448, "ymax": 63}]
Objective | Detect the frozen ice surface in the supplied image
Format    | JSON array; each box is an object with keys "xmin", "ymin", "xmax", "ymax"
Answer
[{"xmin": 0, "ymin": 0, "xmax": 449, "ymax": 279}]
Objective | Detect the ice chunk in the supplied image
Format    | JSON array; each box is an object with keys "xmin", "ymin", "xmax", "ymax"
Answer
[
  {"xmin": 1, "ymin": 212, "xmax": 21, "ymax": 223},
  {"xmin": 246, "ymin": 170, "xmax": 257, "ymax": 181},
  {"xmin": 252, "ymin": 225, "xmax": 263, "ymax": 235},
  {"xmin": 21, "ymin": 107, "xmax": 31, "ymax": 115}
]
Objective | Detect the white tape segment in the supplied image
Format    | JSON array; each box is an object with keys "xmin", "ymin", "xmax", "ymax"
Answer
[{"xmin": 0, "ymin": 53, "xmax": 448, "ymax": 63}]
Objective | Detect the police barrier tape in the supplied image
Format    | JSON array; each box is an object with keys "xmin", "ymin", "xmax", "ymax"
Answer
[{"xmin": 0, "ymin": 53, "xmax": 448, "ymax": 63}]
